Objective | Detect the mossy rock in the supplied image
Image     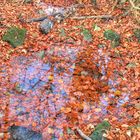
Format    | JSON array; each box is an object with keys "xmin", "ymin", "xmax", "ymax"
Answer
[
  {"xmin": 90, "ymin": 121, "xmax": 111, "ymax": 140},
  {"xmin": 104, "ymin": 30, "xmax": 120, "ymax": 47},
  {"xmin": 2, "ymin": 27, "xmax": 27, "ymax": 48},
  {"xmin": 134, "ymin": 29, "xmax": 140, "ymax": 42}
]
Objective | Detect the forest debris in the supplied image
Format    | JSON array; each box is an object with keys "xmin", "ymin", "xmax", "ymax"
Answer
[
  {"xmin": 39, "ymin": 19, "xmax": 54, "ymax": 34},
  {"xmin": 71, "ymin": 15, "xmax": 112, "ymax": 20},
  {"xmin": 129, "ymin": 0, "xmax": 140, "ymax": 10},
  {"xmin": 76, "ymin": 128, "xmax": 92, "ymax": 140},
  {"xmin": 26, "ymin": 16, "xmax": 48, "ymax": 23}
]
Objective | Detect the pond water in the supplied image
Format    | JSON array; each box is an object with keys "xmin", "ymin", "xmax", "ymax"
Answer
[{"xmin": 0, "ymin": 44, "xmax": 131, "ymax": 139}]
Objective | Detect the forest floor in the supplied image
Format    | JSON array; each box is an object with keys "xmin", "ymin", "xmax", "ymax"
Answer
[{"xmin": 0, "ymin": 0, "xmax": 140, "ymax": 140}]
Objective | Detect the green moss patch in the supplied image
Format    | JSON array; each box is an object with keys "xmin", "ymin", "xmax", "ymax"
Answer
[
  {"xmin": 104, "ymin": 30, "xmax": 120, "ymax": 47},
  {"xmin": 2, "ymin": 26, "xmax": 27, "ymax": 48},
  {"xmin": 90, "ymin": 121, "xmax": 111, "ymax": 140}
]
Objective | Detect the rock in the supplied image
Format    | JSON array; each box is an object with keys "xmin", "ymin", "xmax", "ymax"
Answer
[
  {"xmin": 39, "ymin": 19, "xmax": 54, "ymax": 34},
  {"xmin": 81, "ymin": 71, "xmax": 89, "ymax": 76},
  {"xmin": 0, "ymin": 133, "xmax": 4, "ymax": 139},
  {"xmin": 8, "ymin": 125, "xmax": 42, "ymax": 140}
]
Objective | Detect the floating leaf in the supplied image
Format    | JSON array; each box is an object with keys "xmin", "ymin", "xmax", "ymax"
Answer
[
  {"xmin": 2, "ymin": 26, "xmax": 27, "ymax": 48},
  {"xmin": 81, "ymin": 28, "xmax": 92, "ymax": 42},
  {"xmin": 48, "ymin": 75, "xmax": 54, "ymax": 81},
  {"xmin": 114, "ymin": 90, "xmax": 121, "ymax": 96}
]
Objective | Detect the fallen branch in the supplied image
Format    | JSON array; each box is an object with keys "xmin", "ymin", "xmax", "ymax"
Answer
[
  {"xmin": 129, "ymin": 0, "xmax": 140, "ymax": 10},
  {"xmin": 26, "ymin": 16, "xmax": 48, "ymax": 23},
  {"xmin": 71, "ymin": 15, "xmax": 112, "ymax": 20},
  {"xmin": 76, "ymin": 128, "xmax": 92, "ymax": 140}
]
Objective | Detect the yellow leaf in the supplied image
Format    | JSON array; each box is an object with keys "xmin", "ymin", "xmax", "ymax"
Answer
[
  {"xmin": 58, "ymin": 79, "xmax": 63, "ymax": 83},
  {"xmin": 48, "ymin": 75, "xmax": 53, "ymax": 81},
  {"xmin": 114, "ymin": 90, "xmax": 121, "ymax": 96},
  {"xmin": 61, "ymin": 107, "xmax": 71, "ymax": 113},
  {"xmin": 94, "ymin": 108, "xmax": 101, "ymax": 112}
]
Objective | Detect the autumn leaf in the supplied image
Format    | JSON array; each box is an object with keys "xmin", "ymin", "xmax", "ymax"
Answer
[{"xmin": 61, "ymin": 107, "xmax": 71, "ymax": 113}]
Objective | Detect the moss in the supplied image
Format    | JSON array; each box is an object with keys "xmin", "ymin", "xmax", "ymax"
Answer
[
  {"xmin": 90, "ymin": 121, "xmax": 111, "ymax": 140},
  {"xmin": 81, "ymin": 28, "xmax": 93, "ymax": 42},
  {"xmin": 104, "ymin": 30, "xmax": 120, "ymax": 47},
  {"xmin": 2, "ymin": 26, "xmax": 27, "ymax": 48}
]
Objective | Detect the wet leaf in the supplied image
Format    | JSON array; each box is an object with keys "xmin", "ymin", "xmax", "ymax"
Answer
[
  {"xmin": 48, "ymin": 75, "xmax": 54, "ymax": 81},
  {"xmin": 114, "ymin": 90, "xmax": 121, "ymax": 96}
]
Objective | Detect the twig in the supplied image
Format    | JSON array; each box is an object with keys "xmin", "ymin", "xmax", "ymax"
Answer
[
  {"xmin": 109, "ymin": 0, "xmax": 119, "ymax": 14},
  {"xmin": 26, "ymin": 16, "xmax": 48, "ymax": 23},
  {"xmin": 71, "ymin": 15, "xmax": 112, "ymax": 20},
  {"xmin": 129, "ymin": 0, "xmax": 140, "ymax": 10},
  {"xmin": 76, "ymin": 128, "xmax": 92, "ymax": 140}
]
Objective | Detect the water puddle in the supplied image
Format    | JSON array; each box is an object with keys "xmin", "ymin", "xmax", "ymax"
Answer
[{"xmin": 0, "ymin": 44, "xmax": 131, "ymax": 139}]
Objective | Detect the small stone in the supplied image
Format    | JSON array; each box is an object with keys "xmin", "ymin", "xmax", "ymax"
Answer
[
  {"xmin": 81, "ymin": 71, "xmax": 88, "ymax": 76},
  {"xmin": 126, "ymin": 130, "xmax": 131, "ymax": 137},
  {"xmin": 0, "ymin": 113, "xmax": 3, "ymax": 118},
  {"xmin": 8, "ymin": 125, "xmax": 42, "ymax": 140},
  {"xmin": 40, "ymin": 19, "xmax": 54, "ymax": 34},
  {"xmin": 121, "ymin": 124, "xmax": 129, "ymax": 128},
  {"xmin": 0, "ymin": 133, "xmax": 4, "ymax": 139}
]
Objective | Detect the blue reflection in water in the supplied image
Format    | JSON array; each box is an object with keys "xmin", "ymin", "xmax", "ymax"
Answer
[{"xmin": 10, "ymin": 48, "xmax": 77, "ymax": 95}]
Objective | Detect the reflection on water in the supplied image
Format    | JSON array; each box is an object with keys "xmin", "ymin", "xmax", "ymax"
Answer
[{"xmin": 0, "ymin": 45, "xmax": 131, "ymax": 139}]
